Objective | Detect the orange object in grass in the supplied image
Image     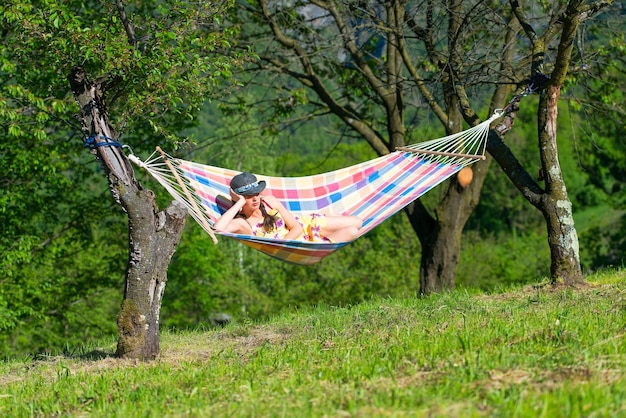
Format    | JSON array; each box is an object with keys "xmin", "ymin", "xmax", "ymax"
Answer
[{"xmin": 457, "ymin": 166, "xmax": 473, "ymax": 187}]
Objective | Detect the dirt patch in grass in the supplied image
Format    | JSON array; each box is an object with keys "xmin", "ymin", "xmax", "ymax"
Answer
[
  {"xmin": 474, "ymin": 365, "xmax": 623, "ymax": 393},
  {"xmin": 475, "ymin": 281, "xmax": 617, "ymax": 304}
]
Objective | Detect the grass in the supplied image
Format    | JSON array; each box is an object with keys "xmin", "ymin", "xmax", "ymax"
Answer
[{"xmin": 1, "ymin": 269, "xmax": 626, "ymax": 417}]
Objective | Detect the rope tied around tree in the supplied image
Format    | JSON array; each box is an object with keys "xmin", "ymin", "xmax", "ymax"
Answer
[
  {"xmin": 84, "ymin": 134, "xmax": 123, "ymax": 150},
  {"xmin": 498, "ymin": 72, "xmax": 551, "ymax": 116}
]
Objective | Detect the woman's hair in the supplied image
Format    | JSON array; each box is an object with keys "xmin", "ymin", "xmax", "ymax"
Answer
[{"xmin": 259, "ymin": 202, "xmax": 278, "ymax": 232}]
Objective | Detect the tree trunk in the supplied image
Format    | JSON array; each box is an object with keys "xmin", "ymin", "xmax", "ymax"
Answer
[
  {"xmin": 496, "ymin": 0, "xmax": 596, "ymax": 287},
  {"xmin": 68, "ymin": 66, "xmax": 187, "ymax": 359},
  {"xmin": 537, "ymin": 86, "xmax": 584, "ymax": 285},
  {"xmin": 406, "ymin": 156, "xmax": 493, "ymax": 294},
  {"xmin": 413, "ymin": 201, "xmax": 466, "ymax": 294},
  {"xmin": 487, "ymin": 89, "xmax": 584, "ymax": 287},
  {"xmin": 402, "ymin": 0, "xmax": 517, "ymax": 295},
  {"xmin": 406, "ymin": 83, "xmax": 499, "ymax": 294},
  {"xmin": 117, "ymin": 184, "xmax": 187, "ymax": 359}
]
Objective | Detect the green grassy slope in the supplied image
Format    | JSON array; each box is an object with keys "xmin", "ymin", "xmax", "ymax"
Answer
[{"xmin": 1, "ymin": 269, "xmax": 625, "ymax": 417}]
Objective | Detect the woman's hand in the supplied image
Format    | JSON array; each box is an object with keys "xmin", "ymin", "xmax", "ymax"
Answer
[
  {"xmin": 214, "ymin": 190, "xmax": 248, "ymax": 233},
  {"xmin": 230, "ymin": 189, "xmax": 243, "ymax": 203}
]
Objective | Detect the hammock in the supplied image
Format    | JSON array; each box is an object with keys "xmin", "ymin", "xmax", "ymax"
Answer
[{"xmin": 128, "ymin": 111, "xmax": 502, "ymax": 265}]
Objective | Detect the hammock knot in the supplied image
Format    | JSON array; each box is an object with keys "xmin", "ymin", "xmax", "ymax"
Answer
[
  {"xmin": 527, "ymin": 71, "xmax": 551, "ymax": 94},
  {"xmin": 498, "ymin": 71, "xmax": 550, "ymax": 116}
]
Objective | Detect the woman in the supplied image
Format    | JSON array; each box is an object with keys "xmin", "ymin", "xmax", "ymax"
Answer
[{"xmin": 214, "ymin": 172, "xmax": 363, "ymax": 243}]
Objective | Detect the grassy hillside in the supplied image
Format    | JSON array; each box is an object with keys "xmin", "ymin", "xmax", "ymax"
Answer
[{"xmin": 1, "ymin": 269, "xmax": 625, "ymax": 417}]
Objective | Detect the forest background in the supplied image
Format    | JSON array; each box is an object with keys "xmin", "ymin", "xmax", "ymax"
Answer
[{"xmin": 1, "ymin": 1, "xmax": 625, "ymax": 358}]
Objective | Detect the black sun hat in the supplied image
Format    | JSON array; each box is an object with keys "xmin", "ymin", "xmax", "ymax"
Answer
[{"xmin": 230, "ymin": 172, "xmax": 266, "ymax": 195}]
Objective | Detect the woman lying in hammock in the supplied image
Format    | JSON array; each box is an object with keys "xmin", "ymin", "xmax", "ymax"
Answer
[{"xmin": 213, "ymin": 172, "xmax": 363, "ymax": 243}]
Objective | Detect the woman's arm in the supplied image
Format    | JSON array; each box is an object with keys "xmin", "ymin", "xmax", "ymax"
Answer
[
  {"xmin": 262, "ymin": 195, "xmax": 303, "ymax": 240},
  {"xmin": 213, "ymin": 197, "xmax": 249, "ymax": 234}
]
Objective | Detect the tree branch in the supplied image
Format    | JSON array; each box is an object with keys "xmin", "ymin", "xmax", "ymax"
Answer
[
  {"xmin": 486, "ymin": 106, "xmax": 544, "ymax": 207},
  {"xmin": 257, "ymin": 0, "xmax": 390, "ymax": 155},
  {"xmin": 68, "ymin": 66, "xmax": 136, "ymax": 187},
  {"xmin": 399, "ymin": 16, "xmax": 448, "ymax": 125},
  {"xmin": 116, "ymin": 0, "xmax": 137, "ymax": 47}
]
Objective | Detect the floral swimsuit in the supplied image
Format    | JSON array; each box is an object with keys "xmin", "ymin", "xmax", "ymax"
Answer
[{"xmin": 251, "ymin": 212, "xmax": 330, "ymax": 242}]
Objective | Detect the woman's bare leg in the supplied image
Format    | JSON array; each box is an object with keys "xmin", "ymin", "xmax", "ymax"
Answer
[{"xmin": 322, "ymin": 216, "xmax": 363, "ymax": 242}]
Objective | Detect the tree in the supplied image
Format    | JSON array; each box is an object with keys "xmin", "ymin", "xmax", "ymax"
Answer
[
  {"xmin": 485, "ymin": 0, "xmax": 614, "ymax": 285},
  {"xmin": 226, "ymin": 0, "xmax": 612, "ymax": 292},
  {"xmin": 1, "ymin": 0, "xmax": 247, "ymax": 358}
]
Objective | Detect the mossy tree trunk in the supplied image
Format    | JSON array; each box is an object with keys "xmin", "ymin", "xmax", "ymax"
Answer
[
  {"xmin": 116, "ymin": 185, "xmax": 187, "ymax": 359},
  {"xmin": 536, "ymin": 86, "xmax": 584, "ymax": 285},
  {"xmin": 68, "ymin": 66, "xmax": 187, "ymax": 359},
  {"xmin": 487, "ymin": 85, "xmax": 583, "ymax": 286},
  {"xmin": 533, "ymin": 1, "xmax": 585, "ymax": 285}
]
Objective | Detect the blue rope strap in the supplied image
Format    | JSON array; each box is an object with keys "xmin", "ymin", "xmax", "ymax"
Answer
[{"xmin": 84, "ymin": 134, "xmax": 122, "ymax": 150}]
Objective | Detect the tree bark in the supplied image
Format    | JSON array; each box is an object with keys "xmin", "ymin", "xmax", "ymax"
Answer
[
  {"xmin": 408, "ymin": 186, "xmax": 475, "ymax": 294},
  {"xmin": 486, "ymin": 88, "xmax": 584, "ymax": 287},
  {"xmin": 117, "ymin": 185, "xmax": 187, "ymax": 359},
  {"xmin": 68, "ymin": 66, "xmax": 187, "ymax": 359},
  {"xmin": 537, "ymin": 86, "xmax": 584, "ymax": 285}
]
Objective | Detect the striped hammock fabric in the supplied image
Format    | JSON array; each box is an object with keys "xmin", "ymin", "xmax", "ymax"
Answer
[{"xmin": 129, "ymin": 112, "xmax": 501, "ymax": 265}]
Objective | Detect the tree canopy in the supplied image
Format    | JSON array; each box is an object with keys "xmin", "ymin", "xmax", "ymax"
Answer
[{"xmin": 1, "ymin": 0, "xmax": 247, "ymax": 356}]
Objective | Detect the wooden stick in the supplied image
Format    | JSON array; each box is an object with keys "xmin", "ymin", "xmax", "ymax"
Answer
[
  {"xmin": 395, "ymin": 147, "xmax": 486, "ymax": 160},
  {"xmin": 156, "ymin": 147, "xmax": 218, "ymax": 244}
]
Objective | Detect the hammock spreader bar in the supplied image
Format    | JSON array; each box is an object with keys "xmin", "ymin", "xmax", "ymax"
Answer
[
  {"xmin": 129, "ymin": 111, "xmax": 503, "ymax": 265},
  {"xmin": 156, "ymin": 146, "xmax": 218, "ymax": 244}
]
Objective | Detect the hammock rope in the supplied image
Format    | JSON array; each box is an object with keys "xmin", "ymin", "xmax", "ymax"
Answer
[
  {"xmin": 128, "ymin": 110, "xmax": 503, "ymax": 265},
  {"xmin": 84, "ymin": 134, "xmax": 123, "ymax": 150}
]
